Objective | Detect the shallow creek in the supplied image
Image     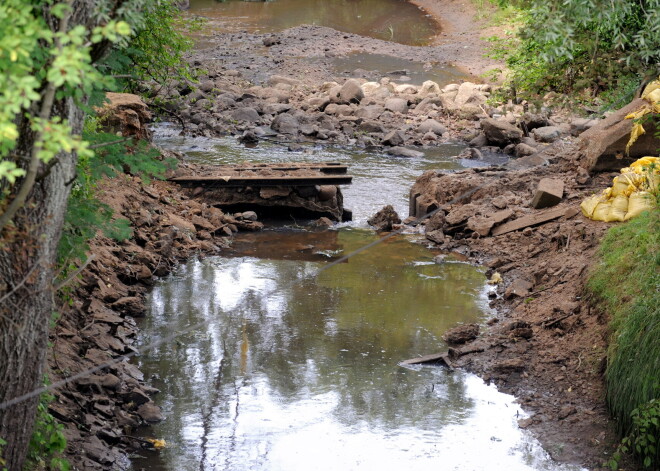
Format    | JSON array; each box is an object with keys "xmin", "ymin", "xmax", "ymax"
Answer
[
  {"xmin": 188, "ymin": 0, "xmax": 440, "ymax": 46},
  {"xmin": 130, "ymin": 129, "xmax": 581, "ymax": 471}
]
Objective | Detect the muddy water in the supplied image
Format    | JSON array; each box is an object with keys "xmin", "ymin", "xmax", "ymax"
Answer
[
  {"xmin": 132, "ymin": 128, "xmax": 582, "ymax": 470},
  {"xmin": 330, "ymin": 52, "xmax": 473, "ymax": 86},
  {"xmin": 188, "ymin": 0, "xmax": 440, "ymax": 46}
]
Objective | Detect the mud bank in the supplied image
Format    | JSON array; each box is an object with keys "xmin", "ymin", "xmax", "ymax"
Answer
[{"xmin": 407, "ymin": 140, "xmax": 637, "ymax": 470}]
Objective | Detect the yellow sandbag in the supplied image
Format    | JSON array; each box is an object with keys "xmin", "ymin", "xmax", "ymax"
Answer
[
  {"xmin": 625, "ymin": 192, "xmax": 654, "ymax": 220},
  {"xmin": 612, "ymin": 172, "xmax": 644, "ymax": 196},
  {"xmin": 607, "ymin": 195, "xmax": 629, "ymax": 222},
  {"xmin": 641, "ymin": 79, "xmax": 660, "ymax": 100},
  {"xmin": 629, "ymin": 157, "xmax": 660, "ymax": 174},
  {"xmin": 592, "ymin": 201, "xmax": 612, "ymax": 222},
  {"xmin": 580, "ymin": 194, "xmax": 602, "ymax": 217}
]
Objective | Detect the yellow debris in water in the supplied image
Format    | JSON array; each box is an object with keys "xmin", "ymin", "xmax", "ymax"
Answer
[
  {"xmin": 488, "ymin": 272, "xmax": 502, "ymax": 284},
  {"xmin": 146, "ymin": 438, "xmax": 167, "ymax": 449}
]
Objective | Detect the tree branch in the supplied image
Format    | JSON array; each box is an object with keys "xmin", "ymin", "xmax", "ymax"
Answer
[{"xmin": 0, "ymin": 4, "xmax": 72, "ymax": 233}]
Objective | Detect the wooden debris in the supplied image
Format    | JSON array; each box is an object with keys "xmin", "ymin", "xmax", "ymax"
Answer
[
  {"xmin": 491, "ymin": 206, "xmax": 576, "ymax": 236},
  {"xmin": 400, "ymin": 352, "xmax": 453, "ymax": 367}
]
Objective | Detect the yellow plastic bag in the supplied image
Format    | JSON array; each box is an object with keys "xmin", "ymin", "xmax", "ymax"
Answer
[{"xmin": 625, "ymin": 192, "xmax": 653, "ymax": 220}]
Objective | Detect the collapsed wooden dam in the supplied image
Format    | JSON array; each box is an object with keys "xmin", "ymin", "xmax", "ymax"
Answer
[{"xmin": 169, "ymin": 162, "xmax": 353, "ymax": 221}]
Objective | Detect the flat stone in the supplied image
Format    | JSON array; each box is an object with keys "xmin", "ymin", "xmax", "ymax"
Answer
[
  {"xmin": 531, "ymin": 178, "xmax": 564, "ymax": 209},
  {"xmin": 386, "ymin": 146, "xmax": 423, "ymax": 158},
  {"xmin": 505, "ymin": 278, "xmax": 533, "ymax": 299},
  {"xmin": 482, "ymin": 118, "xmax": 523, "ymax": 146},
  {"xmin": 137, "ymin": 402, "xmax": 164, "ymax": 424},
  {"xmin": 230, "ymin": 107, "xmax": 260, "ymax": 123},
  {"xmin": 493, "ymin": 358, "xmax": 526, "ymax": 372},
  {"xmin": 443, "ymin": 323, "xmax": 479, "ymax": 344},
  {"xmin": 384, "ymin": 98, "xmax": 408, "ymax": 114},
  {"xmin": 533, "ymin": 125, "xmax": 563, "ymax": 143},
  {"xmin": 382, "ymin": 130, "xmax": 405, "ymax": 146},
  {"xmin": 417, "ymin": 119, "xmax": 447, "ymax": 136}
]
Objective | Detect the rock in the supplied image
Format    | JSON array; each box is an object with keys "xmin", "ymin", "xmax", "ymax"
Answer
[
  {"xmin": 570, "ymin": 117, "xmax": 598, "ymax": 135},
  {"xmin": 356, "ymin": 105, "xmax": 384, "ymax": 120},
  {"xmin": 426, "ymin": 229, "xmax": 445, "ymax": 244},
  {"xmin": 505, "ymin": 279, "xmax": 533, "ymax": 299},
  {"xmin": 394, "ymin": 83, "xmax": 417, "ymax": 94},
  {"xmin": 530, "ymin": 178, "xmax": 564, "ymax": 209},
  {"xmin": 367, "ymin": 205, "xmax": 401, "ymax": 232},
  {"xmin": 419, "ymin": 80, "xmax": 441, "ymax": 96},
  {"xmin": 417, "ymin": 119, "xmax": 446, "ymax": 136},
  {"xmin": 466, "ymin": 209, "xmax": 514, "ymax": 237},
  {"xmin": 317, "ymin": 185, "xmax": 337, "ymax": 201},
  {"xmin": 136, "ymin": 402, "xmax": 164, "ymax": 424},
  {"xmin": 260, "ymin": 187, "xmax": 291, "ymax": 199},
  {"xmin": 515, "ymin": 143, "xmax": 537, "ymax": 157},
  {"xmin": 262, "ymin": 36, "xmax": 280, "ymax": 47},
  {"xmin": 111, "ymin": 297, "xmax": 143, "ymax": 316},
  {"xmin": 443, "ymin": 324, "xmax": 479, "ymax": 345},
  {"xmin": 312, "ymin": 217, "xmax": 333, "ymax": 228},
  {"xmin": 558, "ymin": 406, "xmax": 577, "ymax": 420},
  {"xmin": 358, "ymin": 120, "xmax": 385, "ymax": 133},
  {"xmin": 241, "ymin": 211, "xmax": 258, "ymax": 221},
  {"xmin": 387, "ymin": 147, "xmax": 423, "ymax": 158},
  {"xmin": 230, "ymin": 107, "xmax": 260, "ymax": 123},
  {"xmin": 99, "ymin": 93, "xmax": 152, "ymax": 140},
  {"xmin": 271, "ymin": 113, "xmax": 299, "ymax": 134},
  {"xmin": 454, "ymin": 82, "xmax": 484, "ymax": 107},
  {"xmin": 166, "ymin": 214, "xmax": 196, "ymax": 233},
  {"xmin": 267, "ymin": 75, "xmax": 301, "ymax": 87},
  {"xmin": 575, "ymin": 166, "xmax": 590, "ymax": 185},
  {"xmin": 469, "ymin": 133, "xmax": 488, "ymax": 147},
  {"xmin": 482, "ymin": 118, "xmax": 523, "ymax": 147},
  {"xmin": 382, "ymin": 130, "xmax": 405, "ymax": 146},
  {"xmin": 533, "ymin": 125, "xmax": 563, "ymax": 143},
  {"xmin": 307, "ymin": 96, "xmax": 331, "ymax": 111},
  {"xmin": 263, "ymin": 103, "xmax": 292, "ymax": 115},
  {"xmin": 339, "ymin": 79, "xmax": 364, "ymax": 104},
  {"xmin": 384, "ymin": 98, "xmax": 408, "ymax": 114},
  {"xmin": 522, "ymin": 113, "xmax": 549, "ymax": 130},
  {"xmin": 579, "ymin": 98, "xmax": 659, "ymax": 172},
  {"xmin": 493, "ymin": 358, "xmax": 525, "ymax": 372}
]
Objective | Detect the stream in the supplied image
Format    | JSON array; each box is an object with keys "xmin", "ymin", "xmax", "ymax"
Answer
[
  {"xmin": 129, "ymin": 2, "xmax": 582, "ymax": 469},
  {"xmin": 130, "ymin": 128, "xmax": 581, "ymax": 471}
]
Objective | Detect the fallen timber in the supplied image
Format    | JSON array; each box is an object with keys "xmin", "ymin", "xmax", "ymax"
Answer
[{"xmin": 169, "ymin": 163, "xmax": 354, "ymax": 222}]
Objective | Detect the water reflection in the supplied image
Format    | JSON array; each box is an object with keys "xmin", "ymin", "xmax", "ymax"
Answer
[
  {"xmin": 188, "ymin": 0, "xmax": 441, "ymax": 46},
  {"xmin": 133, "ymin": 230, "xmax": 580, "ymax": 471}
]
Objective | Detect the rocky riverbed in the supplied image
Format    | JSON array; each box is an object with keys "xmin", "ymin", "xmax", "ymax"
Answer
[{"xmin": 46, "ymin": 0, "xmax": 651, "ymax": 469}]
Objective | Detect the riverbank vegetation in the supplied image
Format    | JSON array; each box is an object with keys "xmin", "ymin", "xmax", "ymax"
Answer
[
  {"xmin": 588, "ymin": 201, "xmax": 659, "ymax": 469},
  {"xmin": 482, "ymin": 0, "xmax": 659, "ymax": 108},
  {"xmin": 0, "ymin": 0, "xmax": 192, "ymax": 468}
]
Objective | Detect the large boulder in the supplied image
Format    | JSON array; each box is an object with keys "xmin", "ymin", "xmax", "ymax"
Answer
[
  {"xmin": 230, "ymin": 107, "xmax": 260, "ymax": 123},
  {"xmin": 367, "ymin": 205, "xmax": 401, "ymax": 232},
  {"xmin": 271, "ymin": 113, "xmax": 299, "ymax": 134},
  {"xmin": 419, "ymin": 80, "xmax": 441, "ymax": 96},
  {"xmin": 382, "ymin": 130, "xmax": 405, "ymax": 146},
  {"xmin": 481, "ymin": 118, "xmax": 523, "ymax": 147},
  {"xmin": 579, "ymin": 98, "xmax": 659, "ymax": 173},
  {"xmin": 339, "ymin": 79, "xmax": 365, "ymax": 104},
  {"xmin": 99, "ymin": 93, "xmax": 152, "ymax": 140},
  {"xmin": 454, "ymin": 82, "xmax": 486, "ymax": 107}
]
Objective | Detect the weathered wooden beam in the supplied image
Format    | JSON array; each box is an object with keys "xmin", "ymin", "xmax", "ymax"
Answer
[
  {"xmin": 226, "ymin": 165, "xmax": 348, "ymax": 174},
  {"xmin": 169, "ymin": 175, "xmax": 353, "ymax": 187},
  {"xmin": 400, "ymin": 352, "xmax": 453, "ymax": 367},
  {"xmin": 491, "ymin": 206, "xmax": 575, "ymax": 236}
]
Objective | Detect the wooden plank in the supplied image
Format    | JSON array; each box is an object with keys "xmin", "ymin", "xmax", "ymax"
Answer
[
  {"xmin": 400, "ymin": 352, "xmax": 453, "ymax": 367},
  {"xmin": 491, "ymin": 206, "xmax": 571, "ymax": 236},
  {"xmin": 226, "ymin": 165, "xmax": 348, "ymax": 174},
  {"xmin": 169, "ymin": 175, "xmax": 353, "ymax": 187}
]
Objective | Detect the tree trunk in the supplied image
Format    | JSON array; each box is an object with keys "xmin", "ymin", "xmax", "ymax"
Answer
[{"xmin": 0, "ymin": 0, "xmax": 110, "ymax": 467}]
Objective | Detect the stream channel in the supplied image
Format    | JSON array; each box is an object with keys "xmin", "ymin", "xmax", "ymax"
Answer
[
  {"xmin": 130, "ymin": 2, "xmax": 582, "ymax": 469},
  {"xmin": 130, "ymin": 127, "xmax": 581, "ymax": 471}
]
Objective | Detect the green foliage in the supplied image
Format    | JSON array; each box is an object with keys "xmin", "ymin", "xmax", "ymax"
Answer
[
  {"xmin": 57, "ymin": 127, "xmax": 176, "ymax": 276},
  {"xmin": 25, "ymin": 392, "xmax": 69, "ymax": 471},
  {"xmin": 487, "ymin": 0, "xmax": 660, "ymax": 103},
  {"xmin": 588, "ymin": 208, "xmax": 660, "ymax": 468},
  {"xmin": 0, "ymin": 436, "xmax": 7, "ymax": 471},
  {"xmin": 0, "ymin": 0, "xmax": 132, "ymax": 187},
  {"xmin": 104, "ymin": 0, "xmax": 203, "ymax": 89}
]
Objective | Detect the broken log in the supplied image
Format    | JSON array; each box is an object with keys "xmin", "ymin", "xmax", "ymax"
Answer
[
  {"xmin": 491, "ymin": 206, "xmax": 577, "ymax": 236},
  {"xmin": 169, "ymin": 175, "xmax": 353, "ymax": 187},
  {"xmin": 400, "ymin": 352, "xmax": 453, "ymax": 367}
]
